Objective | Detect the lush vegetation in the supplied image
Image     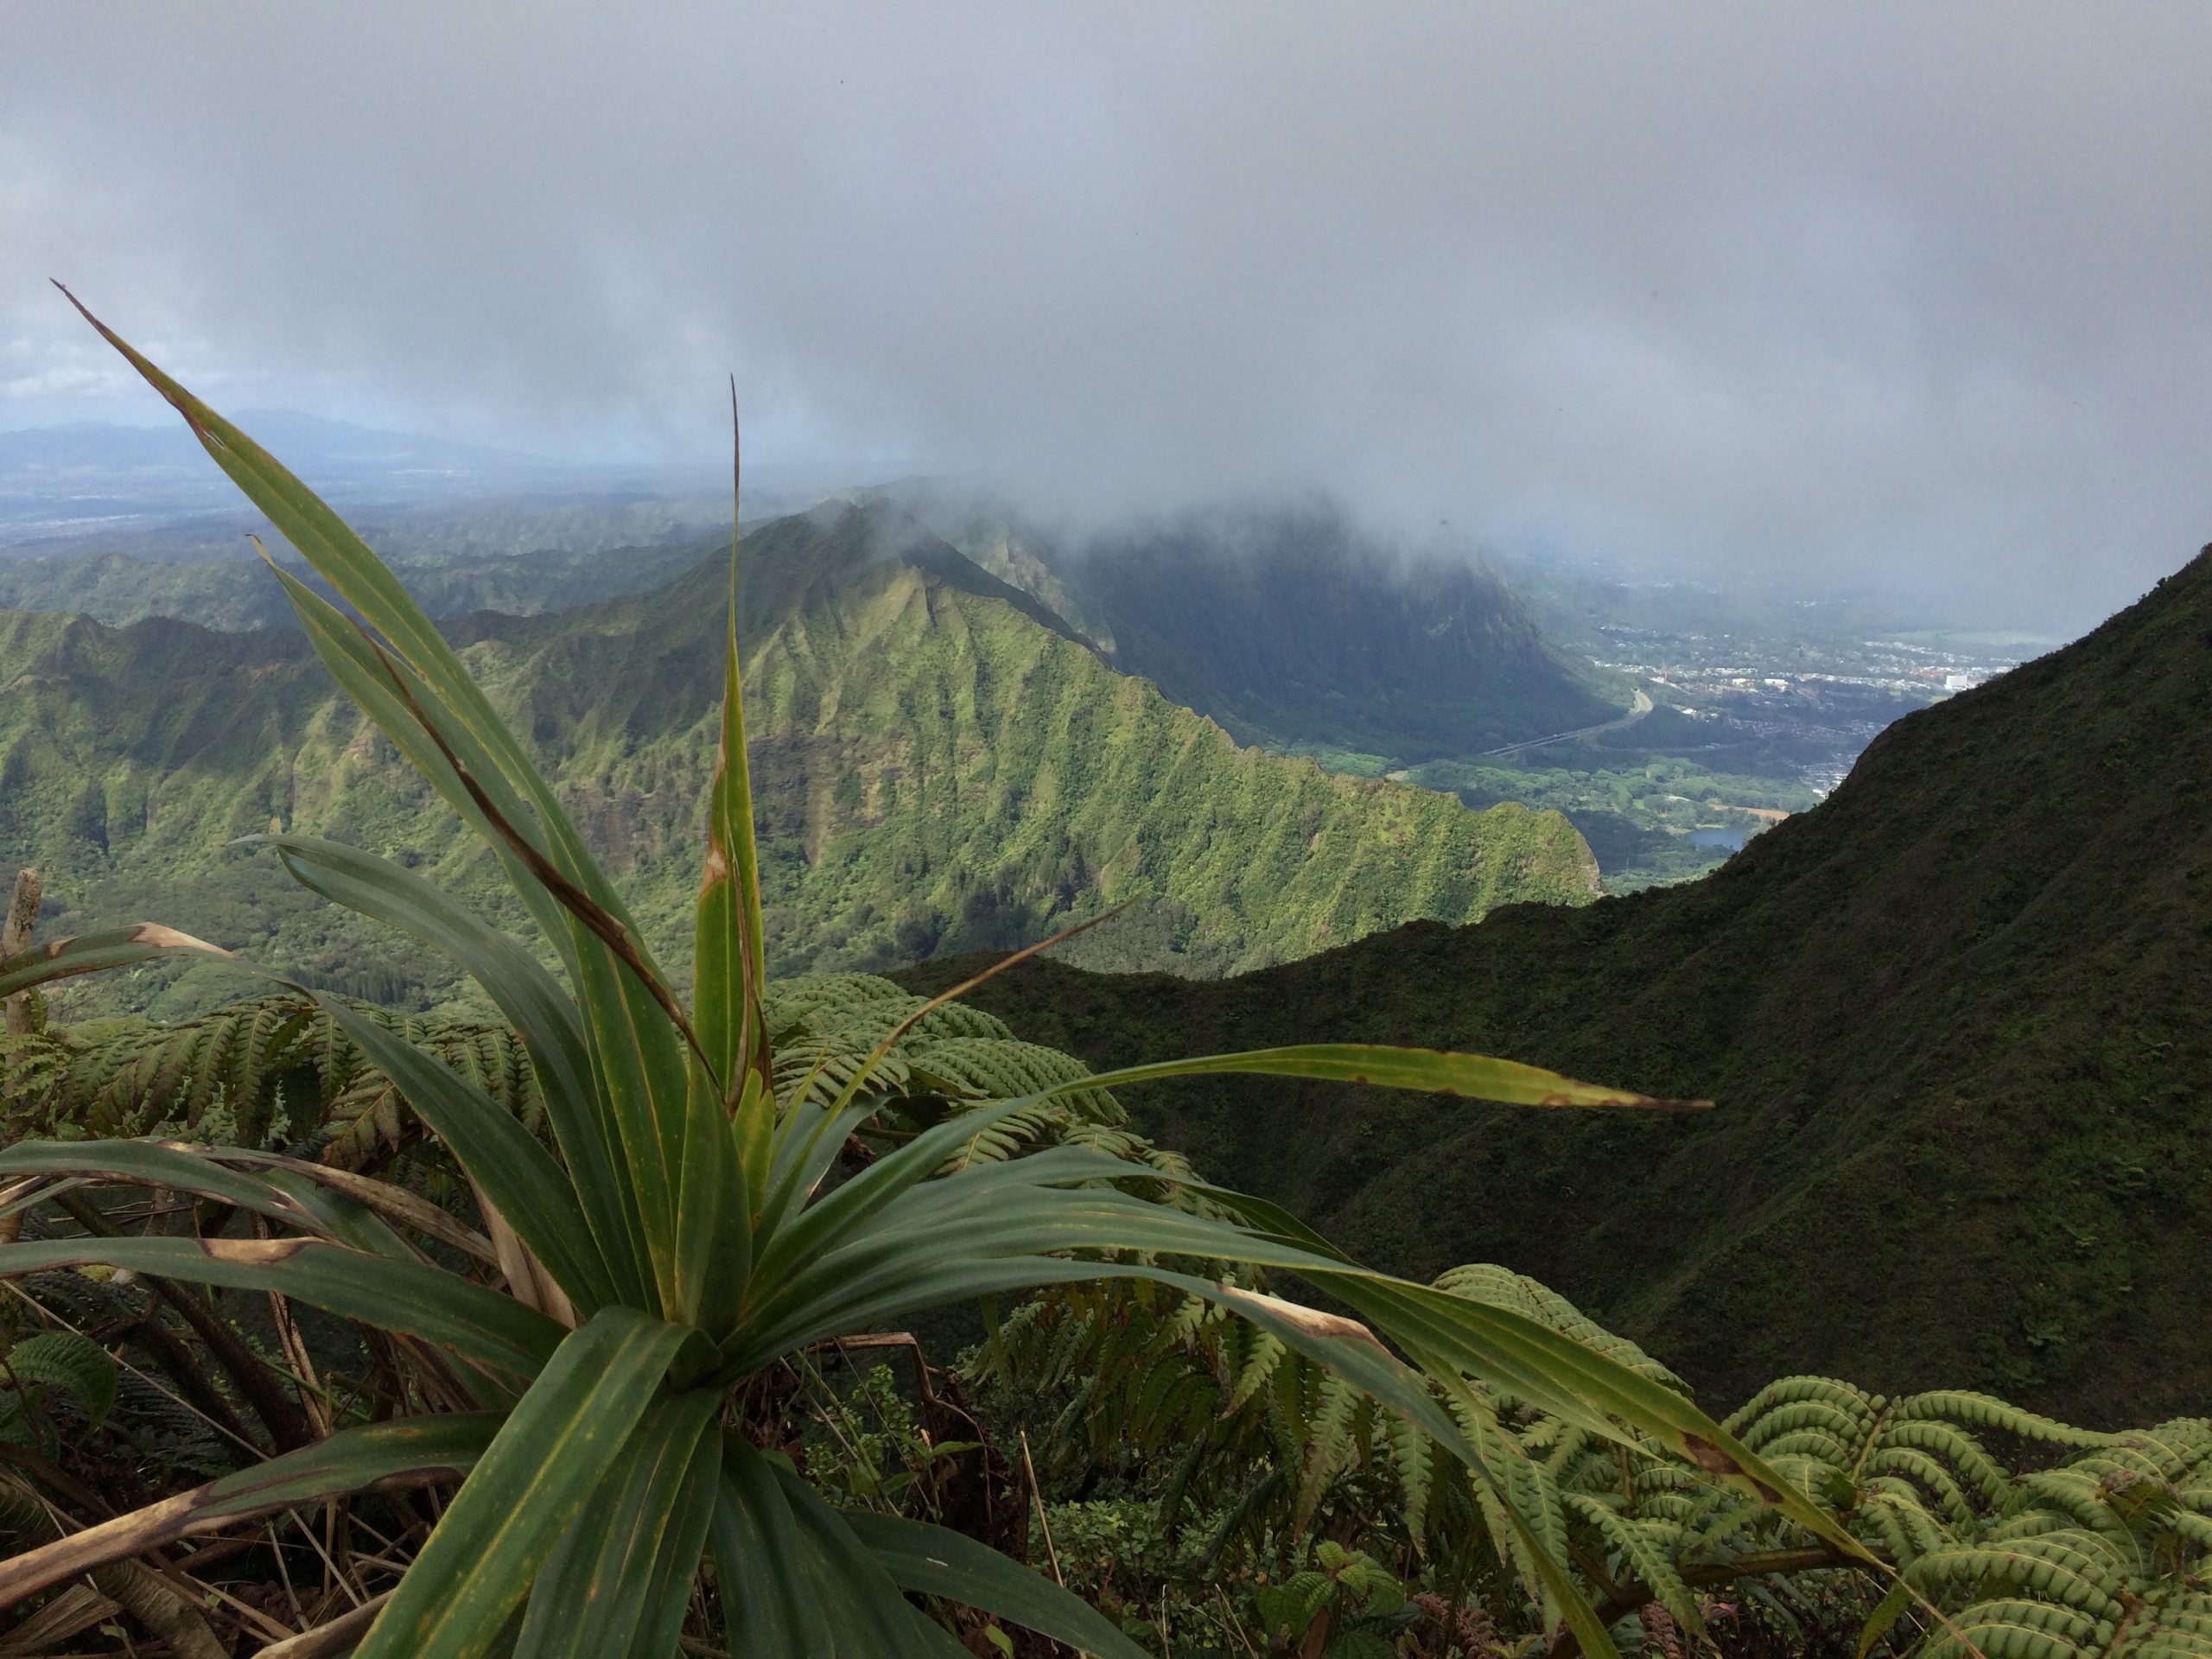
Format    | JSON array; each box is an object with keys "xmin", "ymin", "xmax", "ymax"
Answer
[
  {"xmin": 903, "ymin": 549, "xmax": 2212, "ymax": 1427},
  {"xmin": 1395, "ymin": 754, "xmax": 1820, "ymax": 894},
  {"xmin": 0, "ymin": 315, "xmax": 1826, "ymax": 1656},
  {"xmin": 978, "ymin": 1274, "xmax": 2212, "ymax": 1657},
  {"xmin": 10, "ymin": 989, "xmax": 2208, "ymax": 1655},
  {"xmin": 0, "ymin": 504, "xmax": 1599, "ymax": 1021}
]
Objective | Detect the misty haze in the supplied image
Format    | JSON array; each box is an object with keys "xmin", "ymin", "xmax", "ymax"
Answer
[{"xmin": 1, "ymin": 9, "xmax": 2206, "ymax": 1658}]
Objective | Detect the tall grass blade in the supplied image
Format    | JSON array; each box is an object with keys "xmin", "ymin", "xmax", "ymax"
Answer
[
  {"xmin": 696, "ymin": 380, "xmax": 772, "ymax": 1113},
  {"xmin": 0, "ymin": 1236, "xmax": 563, "ymax": 1379},
  {"xmin": 0, "ymin": 924, "xmax": 228, "ymax": 999}
]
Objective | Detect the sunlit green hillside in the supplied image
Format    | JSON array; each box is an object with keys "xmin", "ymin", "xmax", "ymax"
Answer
[{"xmin": 0, "ymin": 501, "xmax": 1599, "ymax": 1015}]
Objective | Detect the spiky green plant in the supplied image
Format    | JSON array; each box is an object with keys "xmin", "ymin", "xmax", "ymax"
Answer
[{"xmin": 0, "ymin": 298, "xmax": 1857, "ymax": 1657}]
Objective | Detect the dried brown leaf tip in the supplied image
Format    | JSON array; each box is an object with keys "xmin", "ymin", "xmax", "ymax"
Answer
[
  {"xmin": 199, "ymin": 1237, "xmax": 314, "ymax": 1265},
  {"xmin": 128, "ymin": 924, "xmax": 231, "ymax": 956},
  {"xmin": 1217, "ymin": 1284, "xmax": 1389, "ymax": 1352},
  {"xmin": 1682, "ymin": 1433, "xmax": 1783, "ymax": 1503},
  {"xmin": 1538, "ymin": 1088, "xmax": 1709, "ymax": 1111},
  {"xmin": 4, "ymin": 933, "xmax": 73, "ymax": 966}
]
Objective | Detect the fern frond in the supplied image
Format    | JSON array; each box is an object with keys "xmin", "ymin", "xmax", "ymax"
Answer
[
  {"xmin": 1865, "ymin": 1446, "xmax": 1981, "ymax": 1528},
  {"xmin": 1893, "ymin": 1393, "xmax": 2114, "ymax": 1448},
  {"xmin": 1389, "ymin": 1404, "xmax": 1436, "ymax": 1545},
  {"xmin": 1722, "ymin": 1377, "xmax": 1880, "ymax": 1438},
  {"xmin": 1921, "ymin": 1597, "xmax": 2109, "ymax": 1659},
  {"xmin": 1567, "ymin": 1491, "xmax": 1702, "ymax": 1631},
  {"xmin": 1909, "ymin": 1539, "xmax": 2128, "ymax": 1620}
]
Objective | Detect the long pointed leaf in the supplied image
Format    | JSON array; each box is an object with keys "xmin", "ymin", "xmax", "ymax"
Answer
[
  {"xmin": 260, "ymin": 563, "xmax": 579, "ymax": 969},
  {"xmin": 0, "ymin": 1140, "xmax": 330, "ymax": 1236},
  {"xmin": 750, "ymin": 1094, "xmax": 1048, "ymax": 1291},
  {"xmin": 574, "ymin": 961, "xmax": 687, "ymax": 1314},
  {"xmin": 1, "ymin": 1139, "xmax": 477, "ymax": 1266},
  {"xmin": 712, "ymin": 1439, "xmax": 837, "ymax": 1656},
  {"xmin": 265, "ymin": 834, "xmax": 648, "ymax": 1303},
  {"xmin": 755, "ymin": 1033, "xmax": 1697, "ymax": 1300},
  {"xmin": 69, "ymin": 308, "xmax": 709, "ymax": 1320},
  {"xmin": 257, "ymin": 562, "xmax": 688, "ymax": 1316},
  {"xmin": 0, "ymin": 924, "xmax": 228, "ymax": 999},
  {"xmin": 512, "ymin": 1388, "xmax": 721, "ymax": 1657},
  {"xmin": 63, "ymin": 289, "xmax": 645, "ymax": 944},
  {"xmin": 359, "ymin": 634, "xmax": 706, "ymax": 1067},
  {"xmin": 265, "ymin": 481, "xmax": 699, "ymax": 1326},
  {"xmin": 353, "ymin": 1308, "xmax": 696, "ymax": 1659},
  {"xmin": 695, "ymin": 390, "xmax": 772, "ymax": 1112},
  {"xmin": 1065, "ymin": 1043, "xmax": 1707, "ymax": 1111},
  {"xmin": 627, "ymin": 1414, "xmax": 726, "ymax": 1659},
  {"xmin": 349, "ymin": 619, "xmax": 738, "ymax": 1326},
  {"xmin": 216, "ymin": 1149, "xmax": 496, "ymax": 1263},
  {"xmin": 771, "ymin": 1460, "xmax": 952, "ymax": 1654},
  {"xmin": 321, "ymin": 999, "xmax": 615, "ymax": 1315},
  {"xmin": 675, "ymin": 1061, "xmax": 747, "ymax": 1336},
  {"xmin": 1319, "ymin": 1273, "xmax": 1864, "ymax": 1550},
  {"xmin": 0, "ymin": 1236, "xmax": 562, "ymax": 1379}
]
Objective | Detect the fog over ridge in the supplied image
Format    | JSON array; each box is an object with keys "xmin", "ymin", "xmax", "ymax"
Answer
[{"xmin": 5, "ymin": 3, "xmax": 2209, "ymax": 632}]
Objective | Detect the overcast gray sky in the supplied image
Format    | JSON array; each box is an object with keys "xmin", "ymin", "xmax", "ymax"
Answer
[{"xmin": 5, "ymin": 3, "xmax": 2209, "ymax": 629}]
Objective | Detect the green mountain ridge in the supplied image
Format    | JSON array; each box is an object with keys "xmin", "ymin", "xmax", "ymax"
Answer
[
  {"xmin": 0, "ymin": 500, "xmax": 1599, "ymax": 1016},
  {"xmin": 899, "ymin": 545, "xmax": 2212, "ymax": 1425}
]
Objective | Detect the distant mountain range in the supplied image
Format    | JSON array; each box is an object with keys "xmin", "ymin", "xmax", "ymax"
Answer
[
  {"xmin": 0, "ymin": 413, "xmax": 558, "ymax": 542},
  {"xmin": 903, "ymin": 545, "xmax": 2212, "ymax": 1426},
  {"xmin": 0, "ymin": 499, "xmax": 1600, "ymax": 1017},
  {"xmin": 1, "ymin": 410, "xmax": 543, "ymax": 483},
  {"xmin": 0, "ymin": 413, "xmax": 842, "ymax": 548}
]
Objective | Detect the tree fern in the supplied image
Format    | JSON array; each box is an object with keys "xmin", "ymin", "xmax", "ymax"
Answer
[
  {"xmin": 979, "ymin": 1264, "xmax": 2212, "ymax": 1656},
  {"xmin": 3, "ymin": 970, "xmax": 1141, "ymax": 1184}
]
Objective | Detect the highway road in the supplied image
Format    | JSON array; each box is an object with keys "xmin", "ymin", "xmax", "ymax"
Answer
[{"xmin": 1479, "ymin": 688, "xmax": 1654, "ymax": 758}]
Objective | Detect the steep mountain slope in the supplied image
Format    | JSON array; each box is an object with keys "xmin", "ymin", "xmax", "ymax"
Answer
[
  {"xmin": 889, "ymin": 488, "xmax": 1623, "ymax": 760},
  {"xmin": 902, "ymin": 548, "xmax": 2212, "ymax": 1425},
  {"xmin": 1073, "ymin": 504, "xmax": 1620, "ymax": 757},
  {"xmin": 0, "ymin": 501, "xmax": 1599, "ymax": 1015}
]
